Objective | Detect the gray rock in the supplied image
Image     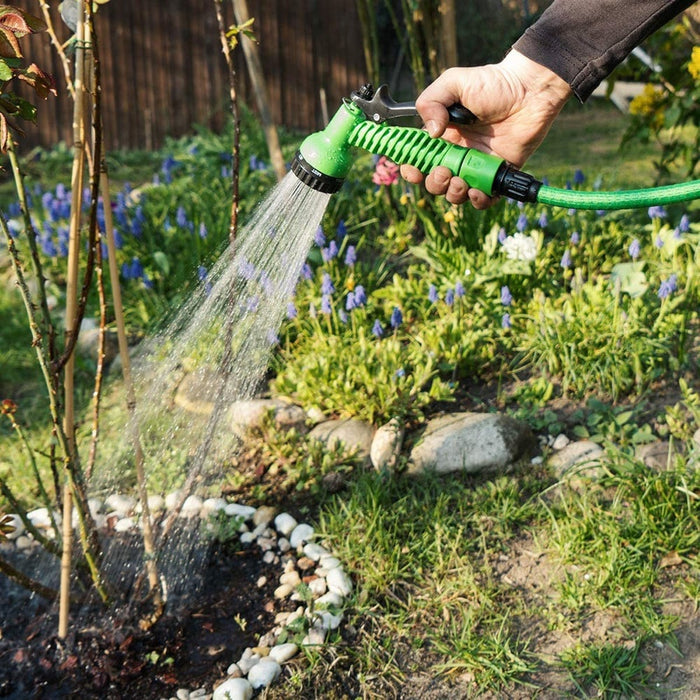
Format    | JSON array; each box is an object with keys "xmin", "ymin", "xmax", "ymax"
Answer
[
  {"xmin": 407, "ymin": 412, "xmax": 532, "ymax": 475},
  {"xmin": 308, "ymin": 419, "xmax": 374, "ymax": 460},
  {"xmin": 370, "ymin": 418, "xmax": 404, "ymax": 470},
  {"xmin": 635, "ymin": 441, "xmax": 674, "ymax": 470},
  {"xmin": 548, "ymin": 439, "xmax": 605, "ymax": 478},
  {"xmin": 173, "ymin": 368, "xmax": 223, "ymax": 415},
  {"xmin": 228, "ymin": 398, "xmax": 306, "ymax": 436}
]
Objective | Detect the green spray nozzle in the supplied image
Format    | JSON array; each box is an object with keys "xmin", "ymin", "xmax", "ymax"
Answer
[
  {"xmin": 291, "ymin": 85, "xmax": 700, "ymax": 209},
  {"xmin": 291, "ymin": 91, "xmax": 539, "ymax": 201}
]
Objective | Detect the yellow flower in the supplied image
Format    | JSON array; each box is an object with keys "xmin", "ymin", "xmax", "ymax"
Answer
[
  {"xmin": 443, "ymin": 210, "xmax": 455, "ymax": 223},
  {"xmin": 344, "ymin": 277, "xmax": 355, "ymax": 291},
  {"xmin": 417, "ymin": 198, "xmax": 426, "ymax": 208},
  {"xmin": 399, "ymin": 193, "xmax": 409, "ymax": 205},
  {"xmin": 688, "ymin": 45, "xmax": 700, "ymax": 80}
]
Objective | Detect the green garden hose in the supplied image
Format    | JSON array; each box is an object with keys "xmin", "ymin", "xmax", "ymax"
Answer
[{"xmin": 291, "ymin": 89, "xmax": 700, "ymax": 211}]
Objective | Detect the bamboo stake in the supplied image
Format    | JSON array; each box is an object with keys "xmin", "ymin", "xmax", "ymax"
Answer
[
  {"xmin": 231, "ymin": 0, "xmax": 285, "ymax": 181},
  {"xmin": 59, "ymin": 0, "xmax": 87, "ymax": 640}
]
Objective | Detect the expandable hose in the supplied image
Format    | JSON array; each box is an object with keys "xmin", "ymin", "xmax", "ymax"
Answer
[
  {"xmin": 291, "ymin": 99, "xmax": 700, "ymax": 210},
  {"xmin": 536, "ymin": 180, "xmax": 700, "ymax": 210}
]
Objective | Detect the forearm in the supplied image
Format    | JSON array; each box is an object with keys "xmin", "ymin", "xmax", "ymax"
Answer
[{"xmin": 512, "ymin": 0, "xmax": 696, "ymax": 101}]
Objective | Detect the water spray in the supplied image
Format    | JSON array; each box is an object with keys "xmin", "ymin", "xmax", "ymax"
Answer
[{"xmin": 291, "ymin": 83, "xmax": 700, "ymax": 210}]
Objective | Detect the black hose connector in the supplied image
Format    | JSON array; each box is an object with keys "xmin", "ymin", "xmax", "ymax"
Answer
[
  {"xmin": 492, "ymin": 164, "xmax": 541, "ymax": 203},
  {"xmin": 290, "ymin": 151, "xmax": 345, "ymax": 194}
]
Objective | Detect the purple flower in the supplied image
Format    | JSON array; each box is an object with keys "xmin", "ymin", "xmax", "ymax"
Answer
[
  {"xmin": 500, "ymin": 285, "xmax": 513, "ymax": 306},
  {"xmin": 321, "ymin": 272, "xmax": 335, "ymax": 295},
  {"xmin": 321, "ymin": 294, "xmax": 332, "ymax": 314},
  {"xmin": 497, "ymin": 227, "xmax": 507, "ymax": 244},
  {"xmin": 354, "ymin": 285, "xmax": 367, "ymax": 306},
  {"xmin": 286, "ymin": 302, "xmax": 297, "ymax": 319},
  {"xmin": 266, "ymin": 329, "xmax": 279, "ymax": 345},
  {"xmin": 516, "ymin": 213, "xmax": 528, "ymax": 233},
  {"xmin": 501, "ymin": 313, "xmax": 511, "ymax": 329},
  {"xmin": 238, "ymin": 259, "xmax": 256, "ymax": 279},
  {"xmin": 628, "ymin": 238, "xmax": 641, "ymax": 260},
  {"xmin": 322, "ymin": 240, "xmax": 338, "ymax": 262},
  {"xmin": 655, "ymin": 235, "xmax": 664, "ymax": 249},
  {"xmin": 648, "ymin": 205, "xmax": 667, "ymax": 220},
  {"xmin": 679, "ymin": 214, "xmax": 690, "ymax": 232},
  {"xmin": 197, "ymin": 265, "xmax": 208, "ymax": 281},
  {"xmin": 390, "ymin": 306, "xmax": 403, "ymax": 329},
  {"xmin": 299, "ymin": 262, "xmax": 312, "ymax": 281},
  {"xmin": 560, "ymin": 250, "xmax": 572, "ymax": 269},
  {"xmin": 40, "ymin": 235, "xmax": 57, "ymax": 257},
  {"xmin": 338, "ymin": 309, "xmax": 348, "ymax": 324},
  {"xmin": 445, "ymin": 289, "xmax": 455, "ymax": 306},
  {"xmin": 372, "ymin": 319, "xmax": 384, "ymax": 338},
  {"xmin": 314, "ymin": 227, "xmax": 326, "ymax": 247},
  {"xmin": 199, "ymin": 222, "xmax": 208, "ymax": 239},
  {"xmin": 344, "ymin": 245, "xmax": 356, "ymax": 266},
  {"xmin": 538, "ymin": 211, "xmax": 548, "ymax": 228},
  {"xmin": 176, "ymin": 206, "xmax": 188, "ymax": 228},
  {"xmin": 657, "ymin": 274, "xmax": 678, "ymax": 299},
  {"xmin": 455, "ymin": 280, "xmax": 465, "ymax": 298},
  {"xmin": 345, "ymin": 291, "xmax": 356, "ymax": 311},
  {"xmin": 336, "ymin": 220, "xmax": 347, "ymax": 239},
  {"xmin": 573, "ymin": 169, "xmax": 585, "ymax": 185},
  {"xmin": 428, "ymin": 284, "xmax": 439, "ymax": 303},
  {"xmin": 570, "ymin": 231, "xmax": 580, "ymax": 245}
]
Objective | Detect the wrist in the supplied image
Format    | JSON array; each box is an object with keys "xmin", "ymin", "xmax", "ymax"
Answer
[{"xmin": 501, "ymin": 49, "xmax": 572, "ymax": 113}]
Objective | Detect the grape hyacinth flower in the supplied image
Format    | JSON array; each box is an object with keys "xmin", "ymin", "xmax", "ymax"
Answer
[
  {"xmin": 428, "ymin": 284, "xmax": 439, "ymax": 304},
  {"xmin": 321, "ymin": 294, "xmax": 332, "ymax": 314},
  {"xmin": 560, "ymin": 250, "xmax": 572, "ymax": 269},
  {"xmin": 445, "ymin": 288, "xmax": 455, "ymax": 306},
  {"xmin": 455, "ymin": 280, "xmax": 465, "ymax": 298},
  {"xmin": 679, "ymin": 214, "xmax": 690, "ymax": 232},
  {"xmin": 286, "ymin": 302, "xmax": 297, "ymax": 319},
  {"xmin": 345, "ymin": 291, "xmax": 356, "ymax": 311},
  {"xmin": 299, "ymin": 262, "xmax": 312, "ymax": 281},
  {"xmin": 344, "ymin": 245, "xmax": 356, "ymax": 266},
  {"xmin": 570, "ymin": 231, "xmax": 580, "ymax": 245},
  {"xmin": 497, "ymin": 227, "xmax": 507, "ymax": 244},
  {"xmin": 516, "ymin": 213, "xmax": 528, "ymax": 232},
  {"xmin": 657, "ymin": 274, "xmax": 678, "ymax": 299},
  {"xmin": 537, "ymin": 211, "xmax": 548, "ymax": 228},
  {"xmin": 655, "ymin": 235, "xmax": 664, "ymax": 249},
  {"xmin": 199, "ymin": 222, "xmax": 208, "ymax": 239},
  {"xmin": 390, "ymin": 306, "xmax": 403, "ymax": 329},
  {"xmin": 372, "ymin": 319, "xmax": 384, "ymax": 338},
  {"xmin": 500, "ymin": 285, "xmax": 512, "ymax": 306},
  {"xmin": 197, "ymin": 265, "xmax": 208, "ymax": 281},
  {"xmin": 648, "ymin": 205, "xmax": 667, "ymax": 220},
  {"xmin": 314, "ymin": 226, "xmax": 326, "ymax": 247},
  {"xmin": 354, "ymin": 285, "xmax": 367, "ymax": 306},
  {"xmin": 336, "ymin": 220, "xmax": 347, "ymax": 239},
  {"xmin": 573, "ymin": 169, "xmax": 585, "ymax": 185},
  {"xmin": 501, "ymin": 313, "xmax": 511, "ymax": 329},
  {"xmin": 628, "ymin": 238, "xmax": 641, "ymax": 260},
  {"xmin": 321, "ymin": 272, "xmax": 335, "ymax": 295},
  {"xmin": 338, "ymin": 309, "xmax": 348, "ymax": 324},
  {"xmin": 322, "ymin": 240, "xmax": 338, "ymax": 262}
]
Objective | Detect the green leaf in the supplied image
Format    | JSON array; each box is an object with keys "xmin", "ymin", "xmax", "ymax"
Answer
[
  {"xmin": 0, "ymin": 59, "xmax": 11, "ymax": 81},
  {"xmin": 610, "ymin": 262, "xmax": 648, "ymax": 298},
  {"xmin": 152, "ymin": 250, "xmax": 170, "ymax": 275}
]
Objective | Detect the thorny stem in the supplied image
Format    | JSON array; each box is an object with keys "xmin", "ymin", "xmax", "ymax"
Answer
[{"xmin": 38, "ymin": 0, "xmax": 75, "ymax": 99}]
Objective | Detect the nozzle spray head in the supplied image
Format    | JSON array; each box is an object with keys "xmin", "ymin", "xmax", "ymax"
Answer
[{"xmin": 290, "ymin": 99, "xmax": 366, "ymax": 193}]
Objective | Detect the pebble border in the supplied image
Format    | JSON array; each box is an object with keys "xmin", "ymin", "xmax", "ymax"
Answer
[{"xmin": 3, "ymin": 494, "xmax": 351, "ymax": 700}]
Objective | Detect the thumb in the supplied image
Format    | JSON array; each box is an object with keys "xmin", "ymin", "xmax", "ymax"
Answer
[{"xmin": 415, "ymin": 69, "xmax": 469, "ymax": 138}]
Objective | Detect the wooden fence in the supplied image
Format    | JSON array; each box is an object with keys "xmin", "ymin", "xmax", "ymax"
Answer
[{"xmin": 12, "ymin": 0, "xmax": 366, "ymax": 152}]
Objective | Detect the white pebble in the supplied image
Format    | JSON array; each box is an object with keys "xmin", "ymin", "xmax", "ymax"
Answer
[
  {"xmin": 303, "ymin": 542, "xmax": 328, "ymax": 561},
  {"xmin": 277, "ymin": 537, "xmax": 291, "ymax": 553},
  {"xmin": 15, "ymin": 535, "xmax": 34, "ymax": 550},
  {"xmin": 317, "ymin": 609, "xmax": 343, "ymax": 630},
  {"xmin": 201, "ymin": 497, "xmax": 227, "ymax": 518},
  {"xmin": 269, "ymin": 642, "xmax": 298, "ymax": 664},
  {"xmin": 301, "ymin": 625, "xmax": 326, "ymax": 646},
  {"xmin": 262, "ymin": 550, "xmax": 277, "ymax": 564},
  {"xmin": 212, "ymin": 677, "xmax": 252, "ymax": 700},
  {"xmin": 274, "ymin": 583, "xmax": 294, "ymax": 599},
  {"xmin": 552, "ymin": 433, "xmax": 570, "ymax": 450},
  {"xmin": 280, "ymin": 570, "xmax": 301, "ymax": 587},
  {"xmin": 273, "ymin": 512, "xmax": 297, "ymax": 537},
  {"xmin": 87, "ymin": 498, "xmax": 103, "ymax": 516},
  {"xmin": 289, "ymin": 523, "xmax": 315, "ymax": 548},
  {"xmin": 224, "ymin": 503, "xmax": 256, "ymax": 520},
  {"xmin": 26, "ymin": 507, "xmax": 53, "ymax": 529},
  {"xmin": 247, "ymin": 658, "xmax": 281, "ymax": 689},
  {"xmin": 225, "ymin": 662, "xmax": 243, "ymax": 678},
  {"xmin": 256, "ymin": 576, "xmax": 267, "ymax": 588},
  {"xmin": 307, "ymin": 577, "xmax": 327, "ymax": 596},
  {"xmin": 315, "ymin": 590, "xmax": 343, "ymax": 608},
  {"xmin": 114, "ymin": 516, "xmax": 136, "ymax": 532},
  {"xmin": 236, "ymin": 653, "xmax": 260, "ymax": 675},
  {"xmin": 530, "ymin": 455, "xmax": 544, "ymax": 465},
  {"xmin": 319, "ymin": 554, "xmax": 341, "ymax": 570},
  {"xmin": 104, "ymin": 495, "xmax": 135, "ymax": 517},
  {"xmin": 326, "ymin": 567, "xmax": 353, "ymax": 596},
  {"xmin": 176, "ymin": 689, "xmax": 190, "ymax": 700},
  {"xmin": 165, "ymin": 491, "xmax": 182, "ymax": 510},
  {"xmin": 180, "ymin": 495, "xmax": 203, "ymax": 518}
]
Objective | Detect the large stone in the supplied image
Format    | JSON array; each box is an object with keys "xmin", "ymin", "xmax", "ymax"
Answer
[
  {"xmin": 174, "ymin": 368, "xmax": 224, "ymax": 415},
  {"xmin": 227, "ymin": 397, "xmax": 307, "ymax": 436},
  {"xmin": 548, "ymin": 439, "xmax": 605, "ymax": 478},
  {"xmin": 308, "ymin": 419, "xmax": 374, "ymax": 460},
  {"xmin": 407, "ymin": 412, "xmax": 532, "ymax": 475},
  {"xmin": 370, "ymin": 418, "xmax": 404, "ymax": 470},
  {"xmin": 212, "ymin": 677, "xmax": 253, "ymax": 700}
]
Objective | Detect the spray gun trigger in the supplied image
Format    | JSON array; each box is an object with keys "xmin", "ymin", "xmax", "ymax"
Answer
[{"xmin": 351, "ymin": 83, "xmax": 478, "ymax": 127}]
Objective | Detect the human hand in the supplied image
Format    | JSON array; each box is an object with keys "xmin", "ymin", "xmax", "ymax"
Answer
[{"xmin": 400, "ymin": 50, "xmax": 571, "ymax": 209}]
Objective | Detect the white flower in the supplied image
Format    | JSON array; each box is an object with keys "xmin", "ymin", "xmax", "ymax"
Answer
[{"xmin": 502, "ymin": 232, "xmax": 538, "ymax": 262}]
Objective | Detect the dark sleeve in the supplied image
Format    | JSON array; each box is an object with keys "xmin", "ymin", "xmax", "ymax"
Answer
[{"xmin": 512, "ymin": 0, "xmax": 696, "ymax": 101}]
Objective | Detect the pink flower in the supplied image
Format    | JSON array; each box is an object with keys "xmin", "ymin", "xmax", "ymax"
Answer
[{"xmin": 372, "ymin": 156, "xmax": 399, "ymax": 186}]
